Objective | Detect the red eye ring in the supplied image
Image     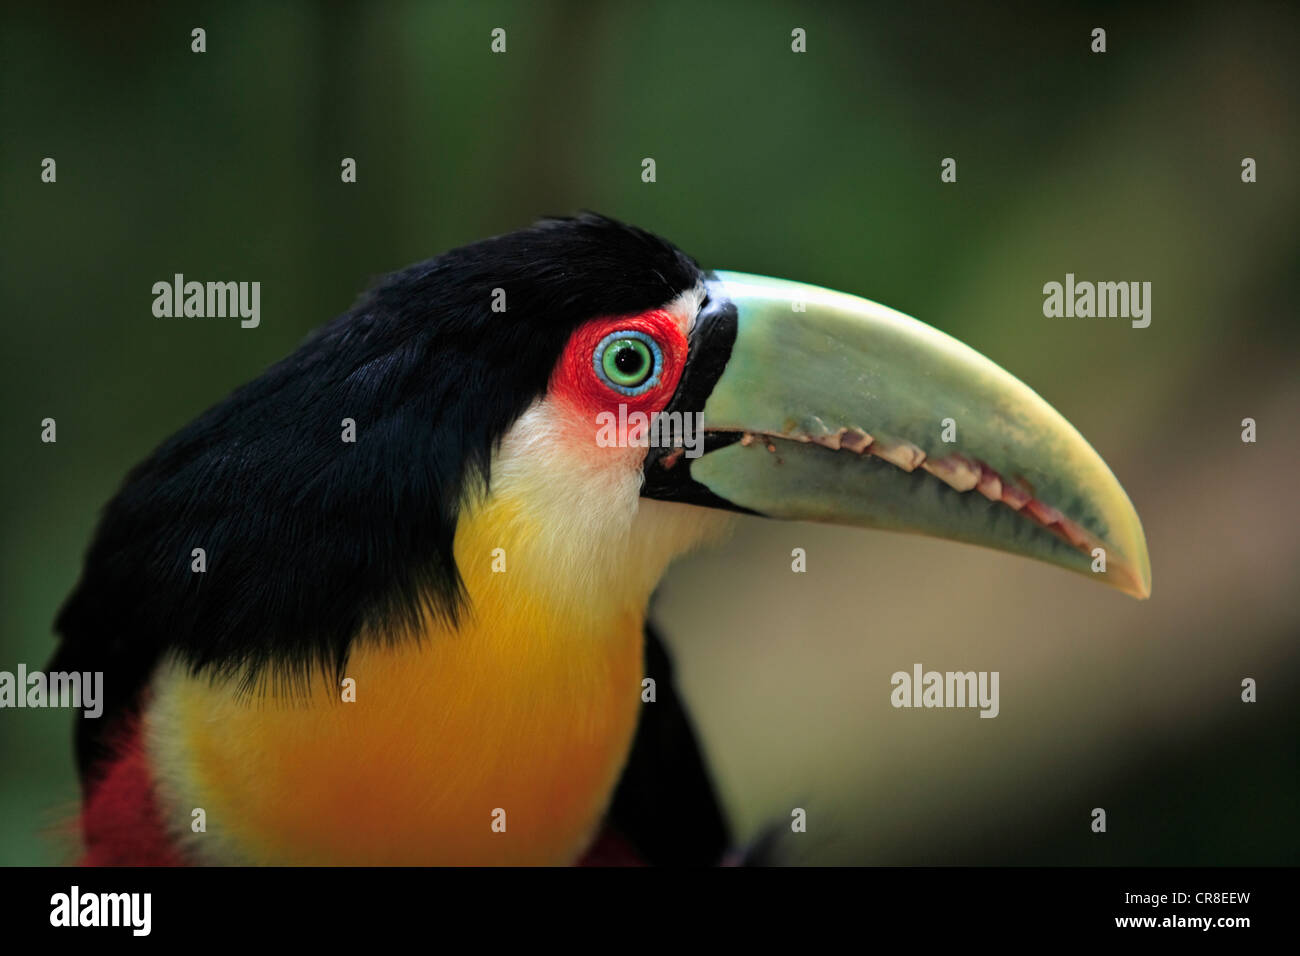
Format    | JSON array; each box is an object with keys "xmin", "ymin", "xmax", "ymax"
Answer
[{"xmin": 551, "ymin": 309, "xmax": 688, "ymax": 416}]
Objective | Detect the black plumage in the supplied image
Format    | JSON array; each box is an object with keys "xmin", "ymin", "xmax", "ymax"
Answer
[{"xmin": 51, "ymin": 213, "xmax": 704, "ymax": 786}]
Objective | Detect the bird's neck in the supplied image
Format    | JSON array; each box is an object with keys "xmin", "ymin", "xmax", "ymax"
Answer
[{"xmin": 141, "ymin": 487, "xmax": 720, "ymax": 864}]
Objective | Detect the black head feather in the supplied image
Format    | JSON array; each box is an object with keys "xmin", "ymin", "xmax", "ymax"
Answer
[{"xmin": 51, "ymin": 213, "xmax": 703, "ymax": 780}]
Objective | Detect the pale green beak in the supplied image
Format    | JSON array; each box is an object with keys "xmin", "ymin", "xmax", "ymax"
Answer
[{"xmin": 653, "ymin": 271, "xmax": 1151, "ymax": 599}]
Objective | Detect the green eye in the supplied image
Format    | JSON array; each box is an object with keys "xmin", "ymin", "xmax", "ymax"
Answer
[
  {"xmin": 594, "ymin": 331, "xmax": 663, "ymax": 395},
  {"xmin": 603, "ymin": 340, "xmax": 651, "ymax": 385}
]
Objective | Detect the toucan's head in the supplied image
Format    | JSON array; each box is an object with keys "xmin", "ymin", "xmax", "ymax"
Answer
[
  {"xmin": 57, "ymin": 213, "xmax": 1149, "ymax": 720},
  {"xmin": 460, "ymin": 213, "xmax": 1151, "ymax": 618}
]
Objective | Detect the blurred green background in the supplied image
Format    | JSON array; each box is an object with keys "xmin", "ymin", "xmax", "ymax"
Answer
[{"xmin": 2, "ymin": 1, "xmax": 1297, "ymax": 865}]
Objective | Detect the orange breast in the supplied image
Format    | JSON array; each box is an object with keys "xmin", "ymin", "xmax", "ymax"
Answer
[{"xmin": 148, "ymin": 602, "xmax": 645, "ymax": 865}]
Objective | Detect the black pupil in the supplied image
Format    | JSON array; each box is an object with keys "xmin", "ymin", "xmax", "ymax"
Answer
[{"xmin": 614, "ymin": 344, "xmax": 644, "ymax": 375}]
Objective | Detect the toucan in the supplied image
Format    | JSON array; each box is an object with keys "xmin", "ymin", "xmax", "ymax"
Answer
[{"xmin": 51, "ymin": 214, "xmax": 1150, "ymax": 866}]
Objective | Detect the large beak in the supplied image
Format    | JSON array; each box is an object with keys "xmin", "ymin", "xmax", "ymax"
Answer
[{"xmin": 642, "ymin": 271, "xmax": 1151, "ymax": 599}]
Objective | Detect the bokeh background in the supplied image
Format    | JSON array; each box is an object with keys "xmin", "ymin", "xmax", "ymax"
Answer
[{"xmin": 2, "ymin": 1, "xmax": 1297, "ymax": 865}]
